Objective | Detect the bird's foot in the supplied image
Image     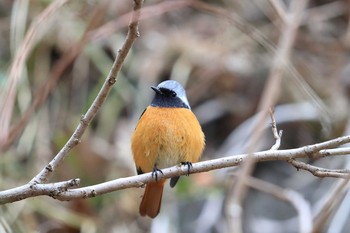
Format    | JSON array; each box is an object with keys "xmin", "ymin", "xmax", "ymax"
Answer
[
  {"xmin": 152, "ymin": 166, "xmax": 164, "ymax": 181},
  {"xmin": 180, "ymin": 161, "xmax": 193, "ymax": 176}
]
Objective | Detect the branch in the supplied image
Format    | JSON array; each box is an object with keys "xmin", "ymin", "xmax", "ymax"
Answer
[
  {"xmin": 269, "ymin": 108, "xmax": 283, "ymax": 150},
  {"xmin": 288, "ymin": 159, "xmax": 350, "ymax": 179},
  {"xmin": 30, "ymin": 0, "xmax": 144, "ymax": 184},
  {"xmin": 1, "ymin": 135, "xmax": 350, "ymax": 204},
  {"xmin": 0, "ymin": 179, "xmax": 80, "ymax": 203}
]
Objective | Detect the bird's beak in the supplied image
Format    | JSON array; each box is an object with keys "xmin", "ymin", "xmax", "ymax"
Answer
[{"xmin": 151, "ymin": 86, "xmax": 162, "ymax": 94}]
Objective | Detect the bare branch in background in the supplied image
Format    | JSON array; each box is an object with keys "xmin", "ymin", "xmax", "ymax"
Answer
[
  {"xmin": 89, "ymin": 0, "xmax": 190, "ymax": 41},
  {"xmin": 312, "ymin": 178, "xmax": 350, "ymax": 233},
  {"xmin": 244, "ymin": 175, "xmax": 312, "ymax": 233},
  {"xmin": 267, "ymin": 0, "xmax": 288, "ymax": 23},
  {"xmin": 0, "ymin": 0, "xmax": 69, "ymax": 149},
  {"xmin": 226, "ymin": 0, "xmax": 309, "ymax": 231}
]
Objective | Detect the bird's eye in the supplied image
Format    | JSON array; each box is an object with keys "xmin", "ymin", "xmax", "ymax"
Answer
[{"xmin": 170, "ymin": 91, "xmax": 177, "ymax": 97}]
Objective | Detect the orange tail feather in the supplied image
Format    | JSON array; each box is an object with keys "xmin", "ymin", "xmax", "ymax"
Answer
[{"xmin": 139, "ymin": 181, "xmax": 165, "ymax": 218}]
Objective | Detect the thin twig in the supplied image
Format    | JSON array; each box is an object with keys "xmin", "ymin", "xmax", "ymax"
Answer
[
  {"xmin": 317, "ymin": 147, "xmax": 350, "ymax": 157},
  {"xmin": 269, "ymin": 108, "xmax": 283, "ymax": 150},
  {"xmin": 1, "ymin": 134, "xmax": 350, "ymax": 204},
  {"xmin": 30, "ymin": 0, "xmax": 144, "ymax": 184},
  {"xmin": 288, "ymin": 159, "xmax": 350, "ymax": 179}
]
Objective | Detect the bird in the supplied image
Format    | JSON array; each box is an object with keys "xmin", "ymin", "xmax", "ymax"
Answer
[{"xmin": 131, "ymin": 80, "xmax": 205, "ymax": 218}]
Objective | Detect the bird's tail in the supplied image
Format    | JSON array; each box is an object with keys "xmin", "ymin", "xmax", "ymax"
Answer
[{"xmin": 139, "ymin": 180, "xmax": 165, "ymax": 218}]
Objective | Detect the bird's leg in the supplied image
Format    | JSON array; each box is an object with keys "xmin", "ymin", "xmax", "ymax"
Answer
[{"xmin": 152, "ymin": 165, "xmax": 164, "ymax": 182}]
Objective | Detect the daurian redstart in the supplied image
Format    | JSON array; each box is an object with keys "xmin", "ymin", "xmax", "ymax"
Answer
[{"xmin": 131, "ymin": 80, "xmax": 205, "ymax": 218}]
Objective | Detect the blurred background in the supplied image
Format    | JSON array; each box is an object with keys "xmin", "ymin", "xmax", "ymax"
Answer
[{"xmin": 1, "ymin": 0, "xmax": 350, "ymax": 232}]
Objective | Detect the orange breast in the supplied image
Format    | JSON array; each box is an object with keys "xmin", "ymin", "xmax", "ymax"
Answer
[{"xmin": 131, "ymin": 106, "xmax": 205, "ymax": 173}]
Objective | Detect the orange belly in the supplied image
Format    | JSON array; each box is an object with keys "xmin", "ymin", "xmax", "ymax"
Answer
[{"xmin": 131, "ymin": 106, "xmax": 205, "ymax": 173}]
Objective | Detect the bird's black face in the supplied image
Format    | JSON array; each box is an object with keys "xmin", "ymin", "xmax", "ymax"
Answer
[
  {"xmin": 150, "ymin": 81, "xmax": 190, "ymax": 109},
  {"xmin": 160, "ymin": 87, "xmax": 177, "ymax": 98},
  {"xmin": 151, "ymin": 86, "xmax": 177, "ymax": 98}
]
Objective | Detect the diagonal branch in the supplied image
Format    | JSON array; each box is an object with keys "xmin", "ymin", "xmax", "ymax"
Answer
[{"xmin": 30, "ymin": 0, "xmax": 144, "ymax": 184}]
